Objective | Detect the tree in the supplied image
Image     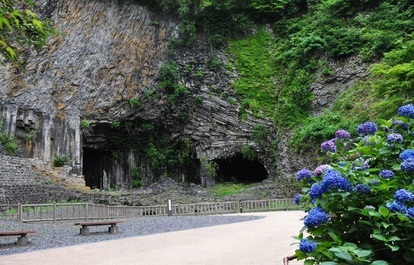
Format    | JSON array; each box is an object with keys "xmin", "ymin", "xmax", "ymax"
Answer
[{"xmin": 0, "ymin": 0, "xmax": 52, "ymax": 65}]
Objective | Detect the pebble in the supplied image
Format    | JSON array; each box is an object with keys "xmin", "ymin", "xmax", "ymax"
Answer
[{"xmin": 0, "ymin": 214, "xmax": 263, "ymax": 256}]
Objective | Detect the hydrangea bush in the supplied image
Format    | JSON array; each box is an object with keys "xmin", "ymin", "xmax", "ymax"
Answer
[{"xmin": 293, "ymin": 103, "xmax": 414, "ymax": 264}]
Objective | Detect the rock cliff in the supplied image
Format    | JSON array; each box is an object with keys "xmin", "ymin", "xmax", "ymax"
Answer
[{"xmin": 0, "ymin": 0, "xmax": 370, "ymax": 202}]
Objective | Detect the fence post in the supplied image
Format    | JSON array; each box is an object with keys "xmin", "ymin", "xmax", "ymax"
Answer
[
  {"xmin": 85, "ymin": 203, "xmax": 89, "ymax": 220},
  {"xmin": 167, "ymin": 199, "xmax": 173, "ymax": 216},
  {"xmin": 53, "ymin": 203, "xmax": 57, "ymax": 222},
  {"xmin": 18, "ymin": 202, "xmax": 22, "ymax": 223},
  {"xmin": 238, "ymin": 200, "xmax": 243, "ymax": 213}
]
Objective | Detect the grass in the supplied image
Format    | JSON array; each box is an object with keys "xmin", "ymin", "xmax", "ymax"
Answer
[{"xmin": 207, "ymin": 182, "xmax": 257, "ymax": 198}]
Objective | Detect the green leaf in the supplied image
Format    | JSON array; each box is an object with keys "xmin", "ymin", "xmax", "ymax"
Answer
[
  {"xmin": 320, "ymin": 262, "xmax": 339, "ymax": 265},
  {"xmin": 0, "ymin": 16, "xmax": 12, "ymax": 30},
  {"xmin": 304, "ymin": 260, "xmax": 315, "ymax": 265},
  {"xmin": 385, "ymin": 243, "xmax": 399, "ymax": 251},
  {"xmin": 6, "ymin": 46, "xmax": 16, "ymax": 60},
  {"xmin": 373, "ymin": 234, "xmax": 387, "ymax": 241},
  {"xmin": 32, "ymin": 19, "xmax": 43, "ymax": 31},
  {"xmin": 354, "ymin": 249, "xmax": 372, "ymax": 258},
  {"xmin": 379, "ymin": 206, "xmax": 389, "ymax": 217},
  {"xmin": 333, "ymin": 251, "xmax": 353, "ymax": 261},
  {"xmin": 372, "ymin": 260, "xmax": 389, "ymax": 265},
  {"xmin": 328, "ymin": 232, "xmax": 342, "ymax": 244}
]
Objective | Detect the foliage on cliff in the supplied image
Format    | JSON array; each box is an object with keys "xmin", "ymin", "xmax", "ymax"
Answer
[
  {"xmin": 0, "ymin": 0, "xmax": 53, "ymax": 65},
  {"xmin": 135, "ymin": 0, "xmax": 414, "ymax": 151}
]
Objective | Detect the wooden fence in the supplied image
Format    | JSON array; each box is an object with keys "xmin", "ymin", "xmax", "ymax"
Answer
[{"xmin": 0, "ymin": 198, "xmax": 300, "ymax": 223}]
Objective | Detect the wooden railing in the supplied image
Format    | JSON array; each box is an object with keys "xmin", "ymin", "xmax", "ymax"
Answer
[{"xmin": 0, "ymin": 198, "xmax": 300, "ymax": 223}]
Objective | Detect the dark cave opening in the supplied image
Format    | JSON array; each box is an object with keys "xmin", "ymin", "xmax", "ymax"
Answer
[
  {"xmin": 83, "ymin": 148, "xmax": 107, "ymax": 189},
  {"xmin": 214, "ymin": 153, "xmax": 268, "ymax": 183}
]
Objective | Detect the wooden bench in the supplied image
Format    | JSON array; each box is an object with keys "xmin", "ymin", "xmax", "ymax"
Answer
[
  {"xmin": 0, "ymin": 230, "xmax": 36, "ymax": 246},
  {"xmin": 75, "ymin": 221, "xmax": 122, "ymax": 236}
]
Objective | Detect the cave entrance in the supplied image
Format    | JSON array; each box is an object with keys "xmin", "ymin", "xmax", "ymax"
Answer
[
  {"xmin": 83, "ymin": 148, "xmax": 107, "ymax": 189},
  {"xmin": 214, "ymin": 153, "xmax": 268, "ymax": 183}
]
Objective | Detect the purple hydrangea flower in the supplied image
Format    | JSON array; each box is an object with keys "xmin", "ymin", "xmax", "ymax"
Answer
[
  {"xmin": 386, "ymin": 201, "xmax": 407, "ymax": 213},
  {"xmin": 314, "ymin": 164, "xmax": 330, "ymax": 176},
  {"xmin": 335, "ymin": 129, "xmax": 351, "ymax": 139},
  {"xmin": 296, "ymin": 169, "xmax": 312, "ymax": 181},
  {"xmin": 357, "ymin": 122, "xmax": 378, "ymax": 135},
  {"xmin": 407, "ymin": 207, "xmax": 414, "ymax": 218},
  {"xmin": 394, "ymin": 189, "xmax": 414, "ymax": 203},
  {"xmin": 299, "ymin": 238, "xmax": 317, "ymax": 253},
  {"xmin": 401, "ymin": 158, "xmax": 414, "ymax": 172},
  {"xmin": 386, "ymin": 133, "xmax": 403, "ymax": 144},
  {"xmin": 379, "ymin": 169, "xmax": 394, "ymax": 179},
  {"xmin": 320, "ymin": 169, "xmax": 352, "ymax": 193},
  {"xmin": 309, "ymin": 183, "xmax": 322, "ymax": 200},
  {"xmin": 352, "ymin": 158, "xmax": 369, "ymax": 171},
  {"xmin": 398, "ymin": 103, "xmax": 414, "ymax": 118},
  {"xmin": 391, "ymin": 120, "xmax": 410, "ymax": 131},
  {"xmin": 400, "ymin": 149, "xmax": 414, "ymax": 160},
  {"xmin": 354, "ymin": 184, "xmax": 370, "ymax": 194},
  {"xmin": 294, "ymin": 195, "xmax": 302, "ymax": 205},
  {"xmin": 304, "ymin": 207, "xmax": 329, "ymax": 229},
  {"xmin": 321, "ymin": 140, "xmax": 336, "ymax": 153}
]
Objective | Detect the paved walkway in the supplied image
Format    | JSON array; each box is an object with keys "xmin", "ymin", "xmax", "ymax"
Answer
[{"xmin": 0, "ymin": 211, "xmax": 304, "ymax": 265}]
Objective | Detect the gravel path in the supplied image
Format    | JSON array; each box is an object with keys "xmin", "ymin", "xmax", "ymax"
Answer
[{"xmin": 0, "ymin": 214, "xmax": 263, "ymax": 256}]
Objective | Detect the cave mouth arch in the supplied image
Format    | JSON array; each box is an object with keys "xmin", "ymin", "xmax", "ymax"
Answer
[
  {"xmin": 213, "ymin": 153, "xmax": 268, "ymax": 183},
  {"xmin": 83, "ymin": 147, "xmax": 108, "ymax": 189}
]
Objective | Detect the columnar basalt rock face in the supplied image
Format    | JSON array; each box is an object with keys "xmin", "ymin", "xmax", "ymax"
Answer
[
  {"xmin": 0, "ymin": 0, "xmax": 370, "ymax": 198},
  {"xmin": 0, "ymin": 0, "xmax": 275, "ymax": 190}
]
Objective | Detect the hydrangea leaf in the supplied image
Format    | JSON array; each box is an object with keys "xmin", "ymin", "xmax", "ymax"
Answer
[
  {"xmin": 379, "ymin": 206, "xmax": 389, "ymax": 217},
  {"xmin": 371, "ymin": 261, "xmax": 389, "ymax": 265}
]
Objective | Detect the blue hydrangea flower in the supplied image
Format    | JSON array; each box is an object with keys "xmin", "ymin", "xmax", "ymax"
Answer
[
  {"xmin": 386, "ymin": 133, "xmax": 403, "ymax": 144},
  {"xmin": 362, "ymin": 135, "xmax": 376, "ymax": 146},
  {"xmin": 407, "ymin": 207, "xmax": 414, "ymax": 218},
  {"xmin": 304, "ymin": 207, "xmax": 329, "ymax": 229},
  {"xmin": 354, "ymin": 184, "xmax": 370, "ymax": 194},
  {"xmin": 401, "ymin": 158, "xmax": 414, "ymax": 172},
  {"xmin": 321, "ymin": 140, "xmax": 336, "ymax": 152},
  {"xmin": 294, "ymin": 195, "xmax": 302, "ymax": 205},
  {"xmin": 320, "ymin": 169, "xmax": 352, "ymax": 193},
  {"xmin": 296, "ymin": 169, "xmax": 312, "ymax": 181},
  {"xmin": 352, "ymin": 158, "xmax": 369, "ymax": 171},
  {"xmin": 391, "ymin": 120, "xmax": 410, "ymax": 131},
  {"xmin": 398, "ymin": 103, "xmax": 414, "ymax": 118},
  {"xmin": 335, "ymin": 129, "xmax": 351, "ymax": 139},
  {"xmin": 394, "ymin": 189, "xmax": 414, "ymax": 203},
  {"xmin": 309, "ymin": 183, "xmax": 322, "ymax": 200},
  {"xmin": 369, "ymin": 179, "xmax": 380, "ymax": 186},
  {"xmin": 299, "ymin": 238, "xmax": 317, "ymax": 253},
  {"xmin": 357, "ymin": 122, "xmax": 378, "ymax": 135},
  {"xmin": 400, "ymin": 150, "xmax": 414, "ymax": 160},
  {"xmin": 386, "ymin": 201, "xmax": 407, "ymax": 213},
  {"xmin": 379, "ymin": 169, "xmax": 395, "ymax": 179}
]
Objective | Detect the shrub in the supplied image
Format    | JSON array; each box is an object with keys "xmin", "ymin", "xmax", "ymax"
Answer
[
  {"xmin": 293, "ymin": 103, "xmax": 414, "ymax": 264},
  {"xmin": 53, "ymin": 156, "xmax": 67, "ymax": 167}
]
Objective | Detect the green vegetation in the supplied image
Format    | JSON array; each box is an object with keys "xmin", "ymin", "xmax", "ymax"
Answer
[
  {"xmin": 131, "ymin": 166, "xmax": 142, "ymax": 188},
  {"xmin": 200, "ymin": 156, "xmax": 218, "ymax": 177},
  {"xmin": 208, "ymin": 182, "xmax": 254, "ymax": 198},
  {"xmin": 227, "ymin": 29, "xmax": 276, "ymax": 118},
  {"xmin": 53, "ymin": 156, "xmax": 67, "ymax": 167},
  {"xmin": 0, "ymin": 0, "xmax": 53, "ymax": 65},
  {"xmin": 294, "ymin": 104, "xmax": 414, "ymax": 264},
  {"xmin": 0, "ymin": 122, "xmax": 17, "ymax": 156}
]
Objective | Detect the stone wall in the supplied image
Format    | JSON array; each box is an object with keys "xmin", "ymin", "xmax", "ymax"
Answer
[{"xmin": 0, "ymin": 155, "xmax": 82, "ymax": 204}]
